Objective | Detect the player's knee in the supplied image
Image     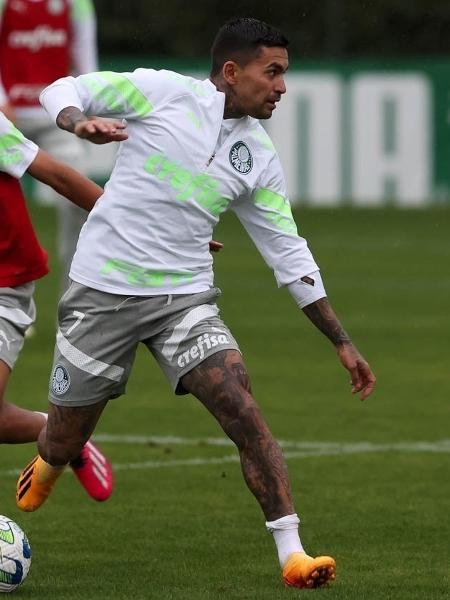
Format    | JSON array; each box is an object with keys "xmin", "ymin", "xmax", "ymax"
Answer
[{"xmin": 217, "ymin": 394, "xmax": 270, "ymax": 448}]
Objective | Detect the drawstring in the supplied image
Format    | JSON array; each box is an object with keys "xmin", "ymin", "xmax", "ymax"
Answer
[{"xmin": 113, "ymin": 297, "xmax": 135, "ymax": 311}]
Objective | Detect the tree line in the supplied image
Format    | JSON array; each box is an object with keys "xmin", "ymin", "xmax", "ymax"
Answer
[{"xmin": 94, "ymin": 0, "xmax": 450, "ymax": 59}]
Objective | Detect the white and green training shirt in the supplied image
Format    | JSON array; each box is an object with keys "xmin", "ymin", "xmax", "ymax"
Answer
[
  {"xmin": 40, "ymin": 69, "xmax": 324, "ymax": 301},
  {"xmin": 0, "ymin": 111, "xmax": 38, "ymax": 177}
]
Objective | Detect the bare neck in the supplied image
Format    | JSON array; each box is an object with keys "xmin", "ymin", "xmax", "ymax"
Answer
[{"xmin": 210, "ymin": 74, "xmax": 246, "ymax": 119}]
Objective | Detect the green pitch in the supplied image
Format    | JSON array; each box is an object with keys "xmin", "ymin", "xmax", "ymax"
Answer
[{"xmin": 1, "ymin": 205, "xmax": 449, "ymax": 599}]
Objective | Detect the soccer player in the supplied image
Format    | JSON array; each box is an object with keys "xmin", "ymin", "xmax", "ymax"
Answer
[
  {"xmin": 0, "ymin": 110, "xmax": 113, "ymax": 501},
  {"xmin": 0, "ymin": 0, "xmax": 99, "ymax": 291},
  {"xmin": 17, "ymin": 18, "xmax": 376, "ymax": 589}
]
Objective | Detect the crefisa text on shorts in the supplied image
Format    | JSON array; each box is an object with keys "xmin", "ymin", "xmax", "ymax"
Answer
[{"xmin": 177, "ymin": 332, "xmax": 230, "ymax": 368}]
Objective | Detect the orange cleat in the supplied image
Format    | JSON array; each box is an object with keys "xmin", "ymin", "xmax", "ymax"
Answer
[
  {"xmin": 282, "ymin": 552, "xmax": 336, "ymax": 589},
  {"xmin": 16, "ymin": 456, "xmax": 65, "ymax": 512}
]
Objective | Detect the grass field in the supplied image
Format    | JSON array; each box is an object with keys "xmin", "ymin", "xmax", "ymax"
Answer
[{"xmin": 1, "ymin": 204, "xmax": 449, "ymax": 599}]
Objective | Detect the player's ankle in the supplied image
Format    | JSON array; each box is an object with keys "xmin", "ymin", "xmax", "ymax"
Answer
[
  {"xmin": 36, "ymin": 456, "xmax": 66, "ymax": 481},
  {"xmin": 265, "ymin": 513, "xmax": 305, "ymax": 566}
]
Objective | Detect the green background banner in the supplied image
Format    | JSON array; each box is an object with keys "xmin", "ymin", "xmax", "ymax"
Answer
[{"xmin": 32, "ymin": 57, "xmax": 450, "ymax": 207}]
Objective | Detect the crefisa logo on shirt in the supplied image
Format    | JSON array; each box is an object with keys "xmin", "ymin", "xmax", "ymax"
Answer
[
  {"xmin": 51, "ymin": 364, "xmax": 70, "ymax": 395},
  {"xmin": 229, "ymin": 141, "xmax": 253, "ymax": 174}
]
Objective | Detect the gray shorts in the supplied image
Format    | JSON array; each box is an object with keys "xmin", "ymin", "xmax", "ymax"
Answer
[
  {"xmin": 49, "ymin": 282, "xmax": 240, "ymax": 407},
  {"xmin": 0, "ymin": 283, "xmax": 36, "ymax": 370}
]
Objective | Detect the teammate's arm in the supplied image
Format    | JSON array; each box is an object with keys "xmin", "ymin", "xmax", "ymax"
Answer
[
  {"xmin": 0, "ymin": 82, "xmax": 15, "ymax": 122},
  {"xmin": 0, "ymin": 102, "xmax": 15, "ymax": 123},
  {"xmin": 0, "ymin": 110, "xmax": 102, "ymax": 210},
  {"xmin": 26, "ymin": 149, "xmax": 103, "ymax": 211}
]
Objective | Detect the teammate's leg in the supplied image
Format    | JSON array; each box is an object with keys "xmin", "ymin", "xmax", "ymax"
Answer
[
  {"xmin": 181, "ymin": 349, "xmax": 335, "ymax": 588},
  {"xmin": 17, "ymin": 399, "xmax": 109, "ymax": 512},
  {"xmin": 0, "ymin": 288, "xmax": 47, "ymax": 443},
  {"xmin": 0, "ymin": 360, "xmax": 46, "ymax": 443}
]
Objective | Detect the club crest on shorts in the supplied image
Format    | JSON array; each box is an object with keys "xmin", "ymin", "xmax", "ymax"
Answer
[
  {"xmin": 229, "ymin": 141, "xmax": 253, "ymax": 174},
  {"xmin": 51, "ymin": 364, "xmax": 70, "ymax": 395}
]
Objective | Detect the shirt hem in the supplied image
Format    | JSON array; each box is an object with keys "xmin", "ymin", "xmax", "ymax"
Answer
[
  {"xmin": 0, "ymin": 267, "xmax": 48, "ymax": 289},
  {"xmin": 69, "ymin": 271, "xmax": 215, "ymax": 296}
]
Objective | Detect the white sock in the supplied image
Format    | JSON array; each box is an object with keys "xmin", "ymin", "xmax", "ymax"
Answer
[{"xmin": 266, "ymin": 513, "xmax": 305, "ymax": 566}]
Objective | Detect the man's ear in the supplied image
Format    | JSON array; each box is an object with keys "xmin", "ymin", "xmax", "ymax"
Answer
[{"xmin": 222, "ymin": 61, "xmax": 240, "ymax": 85}]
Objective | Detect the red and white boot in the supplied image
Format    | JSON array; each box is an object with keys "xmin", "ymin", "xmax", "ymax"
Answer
[{"xmin": 70, "ymin": 440, "xmax": 113, "ymax": 502}]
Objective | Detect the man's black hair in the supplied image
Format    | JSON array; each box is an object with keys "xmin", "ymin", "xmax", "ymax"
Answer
[{"xmin": 210, "ymin": 17, "xmax": 289, "ymax": 77}]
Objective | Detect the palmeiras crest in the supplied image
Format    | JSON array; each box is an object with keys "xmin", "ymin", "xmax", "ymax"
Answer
[{"xmin": 229, "ymin": 141, "xmax": 253, "ymax": 174}]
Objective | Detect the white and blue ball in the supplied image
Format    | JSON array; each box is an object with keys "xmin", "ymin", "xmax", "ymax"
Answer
[{"xmin": 0, "ymin": 515, "xmax": 31, "ymax": 593}]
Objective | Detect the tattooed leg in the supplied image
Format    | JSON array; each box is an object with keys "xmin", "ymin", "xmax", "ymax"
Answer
[
  {"xmin": 181, "ymin": 350, "xmax": 294, "ymax": 521},
  {"xmin": 37, "ymin": 400, "xmax": 108, "ymax": 466}
]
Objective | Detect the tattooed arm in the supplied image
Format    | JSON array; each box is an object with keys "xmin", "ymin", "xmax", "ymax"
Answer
[
  {"xmin": 56, "ymin": 107, "xmax": 128, "ymax": 144},
  {"xmin": 302, "ymin": 297, "xmax": 376, "ymax": 400}
]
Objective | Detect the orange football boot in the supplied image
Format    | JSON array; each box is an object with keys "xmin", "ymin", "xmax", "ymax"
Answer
[
  {"xmin": 282, "ymin": 552, "xmax": 336, "ymax": 588},
  {"xmin": 16, "ymin": 456, "xmax": 65, "ymax": 512}
]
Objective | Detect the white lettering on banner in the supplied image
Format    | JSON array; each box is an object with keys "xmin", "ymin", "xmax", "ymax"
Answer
[
  {"xmin": 265, "ymin": 73, "xmax": 431, "ymax": 206},
  {"xmin": 177, "ymin": 333, "xmax": 230, "ymax": 368},
  {"xmin": 352, "ymin": 75, "xmax": 431, "ymax": 206},
  {"xmin": 267, "ymin": 75, "xmax": 341, "ymax": 205},
  {"xmin": 9, "ymin": 27, "xmax": 67, "ymax": 52}
]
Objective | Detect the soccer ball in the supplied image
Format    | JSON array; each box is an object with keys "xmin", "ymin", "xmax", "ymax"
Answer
[{"xmin": 0, "ymin": 515, "xmax": 31, "ymax": 593}]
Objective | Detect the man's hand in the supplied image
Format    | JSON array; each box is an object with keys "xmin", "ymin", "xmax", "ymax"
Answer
[
  {"xmin": 209, "ymin": 240, "xmax": 224, "ymax": 252},
  {"xmin": 302, "ymin": 298, "xmax": 376, "ymax": 401},
  {"xmin": 336, "ymin": 342, "xmax": 376, "ymax": 401},
  {"xmin": 74, "ymin": 117, "xmax": 128, "ymax": 144}
]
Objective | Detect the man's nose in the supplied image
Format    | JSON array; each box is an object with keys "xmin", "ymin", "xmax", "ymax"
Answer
[{"xmin": 275, "ymin": 76, "xmax": 286, "ymax": 95}]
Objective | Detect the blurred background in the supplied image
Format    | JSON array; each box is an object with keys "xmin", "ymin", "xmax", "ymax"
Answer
[{"xmin": 87, "ymin": 0, "xmax": 450, "ymax": 206}]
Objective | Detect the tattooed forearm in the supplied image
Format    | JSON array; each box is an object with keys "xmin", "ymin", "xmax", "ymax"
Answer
[
  {"xmin": 56, "ymin": 106, "xmax": 88, "ymax": 132},
  {"xmin": 302, "ymin": 297, "xmax": 351, "ymax": 345}
]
